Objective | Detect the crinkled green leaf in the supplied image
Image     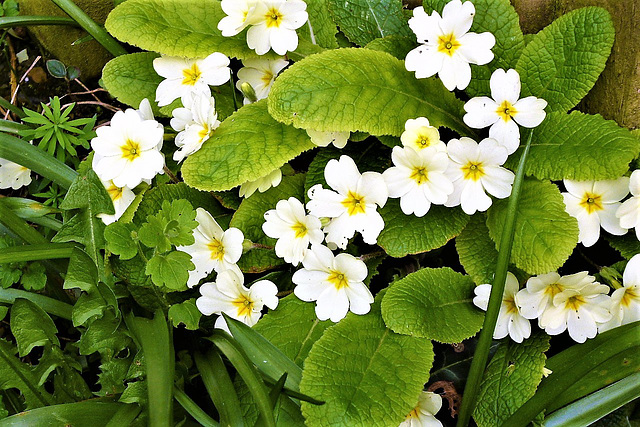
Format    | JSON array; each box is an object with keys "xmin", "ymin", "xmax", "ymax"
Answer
[
  {"xmin": 456, "ymin": 214, "xmax": 498, "ymax": 285},
  {"xmin": 64, "ymin": 248, "xmax": 98, "ymax": 292},
  {"xmin": 487, "ymin": 179, "xmax": 579, "ymax": 275},
  {"xmin": 300, "ymin": 0, "xmax": 338, "ymax": 49},
  {"xmin": 105, "ymin": 222, "xmax": 139, "ymax": 260},
  {"xmin": 0, "ymin": 306, "xmax": 7, "ymax": 321},
  {"xmin": 381, "ymin": 267, "xmax": 484, "ymax": 342},
  {"xmin": 138, "ymin": 200, "xmax": 197, "ymax": 253},
  {"xmin": 516, "ymin": 7, "xmax": 615, "ymax": 112},
  {"xmin": 20, "ymin": 262, "xmax": 46, "ymax": 291},
  {"xmin": 606, "ymin": 234, "xmax": 640, "ymax": 260},
  {"xmin": 72, "ymin": 291, "xmax": 108, "ymax": 327},
  {"xmin": 146, "ymin": 250, "xmax": 194, "ymax": 291},
  {"xmin": 183, "ymin": 100, "xmax": 314, "ymax": 192},
  {"xmin": 78, "ymin": 312, "xmax": 132, "ymax": 358},
  {"xmin": 111, "ymin": 254, "xmax": 156, "ymax": 289},
  {"xmin": 505, "ymin": 112, "xmax": 640, "ymax": 181},
  {"xmin": 10, "ymin": 299, "xmax": 59, "ymax": 357},
  {"xmin": 268, "ymin": 48, "xmax": 474, "ymax": 137},
  {"xmin": 364, "ymin": 35, "xmax": 416, "ymax": 59},
  {"xmin": 168, "ymin": 298, "xmax": 201, "ymax": 330},
  {"xmin": 230, "ymin": 174, "xmax": 305, "ymax": 273},
  {"xmin": 378, "ymin": 201, "xmax": 470, "ymax": 257},
  {"xmin": 473, "ymin": 334, "xmax": 550, "ymax": 427},
  {"xmin": 327, "ymin": 0, "xmax": 411, "ymax": 46},
  {"xmin": 300, "ymin": 293, "xmax": 434, "ymax": 426},
  {"xmin": 105, "ymin": 0, "xmax": 272, "ymax": 60}
]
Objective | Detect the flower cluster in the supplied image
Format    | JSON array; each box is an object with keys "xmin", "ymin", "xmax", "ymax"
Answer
[{"xmin": 474, "ymin": 256, "xmax": 640, "ymax": 343}]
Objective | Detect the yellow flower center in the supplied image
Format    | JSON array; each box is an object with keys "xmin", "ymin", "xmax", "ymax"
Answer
[
  {"xmin": 341, "ymin": 191, "xmax": 366, "ymax": 216},
  {"xmin": 566, "ymin": 294, "xmax": 586, "ymax": 311},
  {"xmin": 462, "ymin": 162, "xmax": 485, "ymax": 181},
  {"xmin": 291, "ymin": 221, "xmax": 308, "ymax": 239},
  {"xmin": 232, "ymin": 294, "xmax": 255, "ymax": 317},
  {"xmin": 579, "ymin": 192, "xmax": 604, "ymax": 214},
  {"xmin": 496, "ymin": 100, "xmax": 518, "ymax": 122},
  {"xmin": 182, "ymin": 63, "xmax": 202, "ymax": 86},
  {"xmin": 265, "ymin": 8, "xmax": 283, "ymax": 28},
  {"xmin": 106, "ymin": 182, "xmax": 124, "ymax": 202},
  {"xmin": 121, "ymin": 139, "xmax": 142, "ymax": 162},
  {"xmin": 207, "ymin": 238, "xmax": 225, "ymax": 261},
  {"xmin": 410, "ymin": 166, "xmax": 429, "ymax": 185},
  {"xmin": 621, "ymin": 287, "xmax": 640, "ymax": 307},
  {"xmin": 544, "ymin": 283, "xmax": 564, "ymax": 298},
  {"xmin": 504, "ymin": 296, "xmax": 519, "ymax": 314},
  {"xmin": 261, "ymin": 70, "xmax": 274, "ymax": 86},
  {"xmin": 437, "ymin": 33, "xmax": 461, "ymax": 56},
  {"xmin": 198, "ymin": 124, "xmax": 211, "ymax": 143},
  {"xmin": 327, "ymin": 270, "xmax": 349, "ymax": 290}
]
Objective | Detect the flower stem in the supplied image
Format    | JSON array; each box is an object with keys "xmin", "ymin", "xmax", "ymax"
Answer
[{"xmin": 456, "ymin": 129, "xmax": 534, "ymax": 427}]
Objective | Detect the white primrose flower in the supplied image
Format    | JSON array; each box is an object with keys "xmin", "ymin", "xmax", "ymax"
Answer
[
  {"xmin": 218, "ymin": 0, "xmax": 258, "ymax": 37},
  {"xmin": 171, "ymin": 93, "xmax": 220, "ymax": 162},
  {"xmin": 616, "ymin": 170, "xmax": 640, "ymax": 240},
  {"xmin": 400, "ymin": 391, "xmax": 443, "ymax": 427},
  {"xmin": 463, "ymin": 69, "xmax": 547, "ymax": 154},
  {"xmin": 262, "ymin": 197, "xmax": 324, "ymax": 266},
  {"xmin": 517, "ymin": 271, "xmax": 596, "ymax": 324},
  {"xmin": 444, "ymin": 137, "xmax": 514, "ymax": 215},
  {"xmin": 153, "ymin": 52, "xmax": 231, "ymax": 107},
  {"xmin": 236, "ymin": 58, "xmax": 289, "ymax": 104},
  {"xmin": 598, "ymin": 254, "xmax": 640, "ymax": 332},
  {"xmin": 562, "ymin": 177, "xmax": 629, "ymax": 247},
  {"xmin": 307, "ymin": 155, "xmax": 388, "ymax": 249},
  {"xmin": 0, "ymin": 158, "xmax": 31, "ymax": 190},
  {"xmin": 196, "ymin": 268, "xmax": 279, "ymax": 331},
  {"xmin": 473, "ymin": 272, "xmax": 531, "ymax": 343},
  {"xmin": 540, "ymin": 280, "xmax": 612, "ymax": 343},
  {"xmin": 401, "ymin": 117, "xmax": 446, "ymax": 152},
  {"xmin": 97, "ymin": 179, "xmax": 136, "ymax": 225},
  {"xmin": 91, "ymin": 107, "xmax": 164, "ymax": 189},
  {"xmin": 307, "ymin": 129, "xmax": 349, "ymax": 149},
  {"xmin": 383, "ymin": 146, "xmax": 454, "ymax": 217},
  {"xmin": 177, "ymin": 208, "xmax": 245, "ymax": 288},
  {"xmin": 239, "ymin": 168, "xmax": 283, "ymax": 198},
  {"xmin": 246, "ymin": 0, "xmax": 309, "ymax": 56},
  {"xmin": 404, "ymin": 0, "xmax": 495, "ymax": 91},
  {"xmin": 292, "ymin": 243, "xmax": 373, "ymax": 322}
]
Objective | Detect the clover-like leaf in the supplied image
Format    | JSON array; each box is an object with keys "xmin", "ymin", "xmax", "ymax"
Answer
[
  {"xmin": 168, "ymin": 299, "xmax": 201, "ymax": 330},
  {"xmin": 138, "ymin": 199, "xmax": 197, "ymax": 253},
  {"xmin": 145, "ymin": 251, "xmax": 194, "ymax": 291},
  {"xmin": 104, "ymin": 222, "xmax": 138, "ymax": 260}
]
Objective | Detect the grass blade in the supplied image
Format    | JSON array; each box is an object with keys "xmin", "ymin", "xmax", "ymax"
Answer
[
  {"xmin": 0, "ymin": 401, "xmax": 125, "ymax": 426},
  {"xmin": 0, "ymin": 96, "xmax": 24, "ymax": 118},
  {"xmin": 0, "ymin": 243, "xmax": 76, "ymax": 263},
  {"xmin": 173, "ymin": 386, "xmax": 219, "ymax": 427},
  {"xmin": 0, "ymin": 15, "xmax": 78, "ymax": 29},
  {"xmin": 104, "ymin": 404, "xmax": 142, "ymax": 427},
  {"xmin": 0, "ymin": 288, "xmax": 73, "ymax": 320}
]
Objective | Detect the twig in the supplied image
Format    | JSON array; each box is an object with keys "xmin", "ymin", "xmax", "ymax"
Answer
[
  {"xmin": 60, "ymin": 100, "xmax": 119, "ymax": 113},
  {"xmin": 163, "ymin": 166, "xmax": 180, "ymax": 183},
  {"xmin": 5, "ymin": 55, "xmax": 42, "ymax": 120}
]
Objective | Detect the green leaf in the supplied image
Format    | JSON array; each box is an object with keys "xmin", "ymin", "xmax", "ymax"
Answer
[
  {"xmin": 0, "ymin": 338, "xmax": 55, "ymax": 409},
  {"xmin": 0, "ymin": 306, "xmax": 7, "ymax": 321},
  {"xmin": 516, "ymin": 7, "xmax": 614, "ymax": 112},
  {"xmin": 105, "ymin": 0, "xmax": 275, "ymax": 60},
  {"xmin": 327, "ymin": 0, "xmax": 411, "ymax": 46},
  {"xmin": 486, "ymin": 178, "xmax": 578, "ymax": 275},
  {"xmin": 104, "ymin": 222, "xmax": 138, "ymax": 260},
  {"xmin": 473, "ymin": 333, "xmax": 550, "ymax": 427},
  {"xmin": 19, "ymin": 262, "xmax": 46, "ymax": 291},
  {"xmin": 364, "ymin": 35, "xmax": 416, "ymax": 59},
  {"xmin": 182, "ymin": 101, "xmax": 314, "ymax": 192},
  {"xmin": 300, "ymin": 0, "xmax": 338, "ymax": 49},
  {"xmin": 0, "ymin": 288, "xmax": 73, "ymax": 321},
  {"xmin": 168, "ymin": 299, "xmax": 201, "ymax": 330},
  {"xmin": 268, "ymin": 48, "xmax": 474, "ymax": 137},
  {"xmin": 505, "ymin": 112, "xmax": 640, "ymax": 181},
  {"xmin": 230, "ymin": 174, "xmax": 305, "ymax": 273},
  {"xmin": 64, "ymin": 248, "xmax": 98, "ymax": 292},
  {"xmin": 300, "ymin": 293, "xmax": 434, "ymax": 426},
  {"xmin": 146, "ymin": 251, "xmax": 194, "ymax": 291},
  {"xmin": 78, "ymin": 312, "xmax": 132, "ymax": 358},
  {"xmin": 0, "ymin": 401, "xmax": 127, "ymax": 426},
  {"xmin": 606, "ymin": 234, "xmax": 640, "ymax": 260},
  {"xmin": 10, "ymin": 299, "xmax": 59, "ymax": 357},
  {"xmin": 456, "ymin": 214, "xmax": 498, "ymax": 285},
  {"xmin": 381, "ymin": 267, "xmax": 484, "ymax": 342},
  {"xmin": 138, "ymin": 200, "xmax": 197, "ymax": 253},
  {"xmin": 378, "ymin": 201, "xmax": 470, "ymax": 257}
]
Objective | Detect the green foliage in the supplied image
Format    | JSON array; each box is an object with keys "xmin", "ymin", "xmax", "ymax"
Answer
[
  {"xmin": 182, "ymin": 101, "xmax": 315, "ymax": 192},
  {"xmin": 516, "ymin": 7, "xmax": 614, "ymax": 112},
  {"xmin": 456, "ymin": 214, "xmax": 499, "ymax": 285},
  {"xmin": 19, "ymin": 97, "xmax": 96, "ymax": 163},
  {"xmin": 473, "ymin": 334, "xmax": 550, "ymax": 427},
  {"xmin": 10, "ymin": 299, "xmax": 60, "ymax": 357},
  {"xmin": 145, "ymin": 251, "xmax": 193, "ymax": 291},
  {"xmin": 381, "ymin": 267, "xmax": 484, "ymax": 342},
  {"xmin": 268, "ymin": 48, "xmax": 473, "ymax": 137},
  {"xmin": 378, "ymin": 202, "xmax": 470, "ymax": 257},
  {"xmin": 327, "ymin": 0, "xmax": 411, "ymax": 46},
  {"xmin": 364, "ymin": 35, "xmax": 416, "ymax": 59},
  {"xmin": 300, "ymin": 294, "xmax": 434, "ymax": 426},
  {"xmin": 300, "ymin": 0, "xmax": 338, "ymax": 49},
  {"xmin": 0, "ymin": 235, "xmax": 47, "ymax": 290},
  {"xmin": 607, "ymin": 234, "xmax": 640, "ymax": 260},
  {"xmin": 0, "ymin": 402, "xmax": 129, "ymax": 426},
  {"xmin": 138, "ymin": 200, "xmax": 197, "ymax": 253},
  {"xmin": 486, "ymin": 179, "xmax": 579, "ymax": 275},
  {"xmin": 230, "ymin": 174, "xmax": 305, "ymax": 273},
  {"xmin": 168, "ymin": 299, "xmax": 201, "ymax": 330},
  {"xmin": 505, "ymin": 112, "xmax": 640, "ymax": 181},
  {"xmin": 104, "ymin": 222, "xmax": 138, "ymax": 260}
]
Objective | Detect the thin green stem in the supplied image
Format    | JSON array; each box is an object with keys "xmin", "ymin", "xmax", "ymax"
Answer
[
  {"xmin": 229, "ymin": 71, "xmax": 238, "ymax": 111},
  {"xmin": 0, "ymin": 243, "xmax": 76, "ymax": 263},
  {"xmin": 0, "ymin": 16, "xmax": 79, "ymax": 29},
  {"xmin": 173, "ymin": 386, "xmax": 219, "ymax": 427},
  {"xmin": 456, "ymin": 129, "xmax": 535, "ymax": 427},
  {"xmin": 49, "ymin": 0, "xmax": 127, "ymax": 57},
  {"xmin": 0, "ymin": 287, "xmax": 73, "ymax": 320}
]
